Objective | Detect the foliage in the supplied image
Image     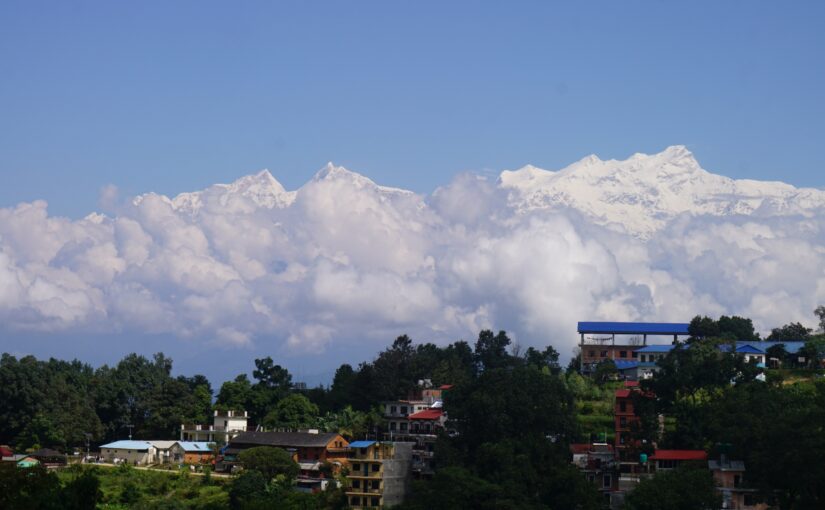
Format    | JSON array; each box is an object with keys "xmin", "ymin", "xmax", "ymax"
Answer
[
  {"xmin": 237, "ymin": 446, "xmax": 299, "ymax": 482},
  {"xmin": 768, "ymin": 322, "xmax": 812, "ymax": 341},
  {"xmin": 623, "ymin": 467, "xmax": 721, "ymax": 510},
  {"xmin": 262, "ymin": 394, "xmax": 319, "ymax": 430},
  {"xmin": 593, "ymin": 359, "xmax": 618, "ymax": 384}
]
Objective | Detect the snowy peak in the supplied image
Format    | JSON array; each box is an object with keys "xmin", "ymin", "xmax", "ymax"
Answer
[
  {"xmin": 308, "ymin": 162, "xmax": 413, "ymax": 196},
  {"xmin": 500, "ymin": 146, "xmax": 825, "ymax": 238}
]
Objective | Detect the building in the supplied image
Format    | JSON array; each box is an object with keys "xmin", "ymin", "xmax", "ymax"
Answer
[
  {"xmin": 709, "ymin": 457, "xmax": 762, "ymax": 510},
  {"xmin": 147, "ymin": 440, "xmax": 177, "ymax": 464},
  {"xmin": 99, "ymin": 440, "xmax": 156, "ymax": 465},
  {"xmin": 180, "ymin": 410, "xmax": 251, "ymax": 444},
  {"xmin": 345, "ymin": 441, "xmax": 414, "ymax": 509},
  {"xmin": 169, "ymin": 441, "xmax": 215, "ymax": 465},
  {"xmin": 382, "ymin": 381, "xmax": 451, "ymax": 478},
  {"xmin": 571, "ymin": 443, "xmax": 620, "ymax": 508},
  {"xmin": 649, "ymin": 449, "xmax": 707, "ymax": 471},
  {"xmin": 577, "ymin": 322, "xmax": 690, "ymax": 374},
  {"xmin": 220, "ymin": 430, "xmax": 349, "ymax": 477},
  {"xmin": 709, "ymin": 457, "xmax": 767, "ymax": 510},
  {"xmin": 28, "ymin": 448, "xmax": 67, "ymax": 467}
]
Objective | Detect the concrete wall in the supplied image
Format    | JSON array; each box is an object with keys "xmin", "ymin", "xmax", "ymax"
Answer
[
  {"xmin": 381, "ymin": 442, "xmax": 414, "ymax": 508},
  {"xmin": 101, "ymin": 448, "xmax": 154, "ymax": 466}
]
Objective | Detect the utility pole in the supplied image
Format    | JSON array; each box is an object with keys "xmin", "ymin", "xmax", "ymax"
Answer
[
  {"xmin": 84, "ymin": 433, "xmax": 91, "ymax": 463},
  {"xmin": 126, "ymin": 424, "xmax": 134, "ymax": 441}
]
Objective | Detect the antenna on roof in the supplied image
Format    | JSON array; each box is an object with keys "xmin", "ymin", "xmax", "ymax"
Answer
[{"xmin": 125, "ymin": 424, "xmax": 134, "ymax": 441}]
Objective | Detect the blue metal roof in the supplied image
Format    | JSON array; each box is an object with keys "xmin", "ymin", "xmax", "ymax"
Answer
[
  {"xmin": 577, "ymin": 322, "xmax": 690, "ymax": 335},
  {"xmin": 635, "ymin": 344, "xmax": 676, "ymax": 353},
  {"xmin": 745, "ymin": 341, "xmax": 806, "ymax": 354},
  {"xmin": 614, "ymin": 360, "xmax": 639, "ymax": 370},
  {"xmin": 100, "ymin": 440, "xmax": 153, "ymax": 450},
  {"xmin": 348, "ymin": 441, "xmax": 376, "ymax": 448},
  {"xmin": 176, "ymin": 442, "xmax": 213, "ymax": 452}
]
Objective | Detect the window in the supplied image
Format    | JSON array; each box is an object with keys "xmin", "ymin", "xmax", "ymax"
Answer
[
  {"xmin": 390, "ymin": 406, "xmax": 396, "ymax": 414},
  {"xmin": 352, "ymin": 480, "xmax": 361, "ymax": 489},
  {"xmin": 372, "ymin": 464, "xmax": 379, "ymax": 472},
  {"xmin": 619, "ymin": 401, "xmax": 627, "ymax": 412},
  {"xmin": 351, "ymin": 497, "xmax": 361, "ymax": 506},
  {"xmin": 401, "ymin": 406, "xmax": 408, "ymax": 415},
  {"xmin": 371, "ymin": 480, "xmax": 379, "ymax": 489},
  {"xmin": 631, "ymin": 351, "xmax": 638, "ymax": 358},
  {"xmin": 620, "ymin": 351, "xmax": 627, "ymax": 358},
  {"xmin": 603, "ymin": 475, "xmax": 611, "ymax": 488},
  {"xmin": 620, "ymin": 417, "xmax": 627, "ymax": 427},
  {"xmin": 400, "ymin": 422, "xmax": 408, "ymax": 431},
  {"xmin": 589, "ymin": 350, "xmax": 596, "ymax": 358},
  {"xmin": 734, "ymin": 475, "xmax": 741, "ymax": 488},
  {"xmin": 390, "ymin": 422, "xmax": 397, "ymax": 431},
  {"xmin": 600, "ymin": 350, "xmax": 608, "ymax": 358},
  {"xmin": 371, "ymin": 497, "xmax": 380, "ymax": 507},
  {"xmin": 353, "ymin": 463, "xmax": 360, "ymax": 471}
]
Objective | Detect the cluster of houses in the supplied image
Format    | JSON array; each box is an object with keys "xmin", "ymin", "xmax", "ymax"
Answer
[
  {"xmin": 1, "ymin": 445, "xmax": 68, "ymax": 468},
  {"xmin": 573, "ymin": 321, "xmax": 784, "ymax": 509},
  {"xmin": 78, "ymin": 381, "xmax": 451, "ymax": 509}
]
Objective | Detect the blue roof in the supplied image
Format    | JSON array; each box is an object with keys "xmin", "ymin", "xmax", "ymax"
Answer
[
  {"xmin": 176, "ymin": 442, "xmax": 213, "ymax": 452},
  {"xmin": 577, "ymin": 322, "xmax": 690, "ymax": 335},
  {"xmin": 100, "ymin": 440, "xmax": 153, "ymax": 450},
  {"xmin": 745, "ymin": 341, "xmax": 806, "ymax": 354},
  {"xmin": 614, "ymin": 360, "xmax": 639, "ymax": 370},
  {"xmin": 635, "ymin": 344, "xmax": 676, "ymax": 353},
  {"xmin": 348, "ymin": 441, "xmax": 376, "ymax": 448}
]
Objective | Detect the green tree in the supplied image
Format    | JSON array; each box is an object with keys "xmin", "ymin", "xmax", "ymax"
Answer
[
  {"xmin": 262, "ymin": 394, "xmax": 319, "ymax": 430},
  {"xmin": 238, "ymin": 446, "xmax": 299, "ymax": 482},
  {"xmin": 815, "ymin": 305, "xmax": 825, "ymax": 333},
  {"xmin": 215, "ymin": 374, "xmax": 254, "ymax": 412},
  {"xmin": 623, "ymin": 467, "xmax": 721, "ymax": 510},
  {"xmin": 593, "ymin": 359, "xmax": 618, "ymax": 384},
  {"xmin": 768, "ymin": 322, "xmax": 812, "ymax": 341},
  {"xmin": 473, "ymin": 330, "xmax": 513, "ymax": 373}
]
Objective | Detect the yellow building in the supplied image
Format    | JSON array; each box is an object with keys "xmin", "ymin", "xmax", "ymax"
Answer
[{"xmin": 345, "ymin": 441, "xmax": 414, "ymax": 509}]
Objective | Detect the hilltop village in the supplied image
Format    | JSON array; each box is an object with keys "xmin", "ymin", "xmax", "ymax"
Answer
[{"xmin": 1, "ymin": 314, "xmax": 825, "ymax": 509}]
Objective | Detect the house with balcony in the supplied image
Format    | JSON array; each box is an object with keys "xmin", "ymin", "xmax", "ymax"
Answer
[
  {"xmin": 650, "ymin": 449, "xmax": 707, "ymax": 471},
  {"xmin": 709, "ymin": 457, "xmax": 767, "ymax": 510},
  {"xmin": 382, "ymin": 381, "xmax": 451, "ymax": 478},
  {"xmin": 345, "ymin": 441, "xmax": 414, "ymax": 509},
  {"xmin": 180, "ymin": 410, "xmax": 252, "ymax": 444},
  {"xmin": 571, "ymin": 442, "xmax": 621, "ymax": 507}
]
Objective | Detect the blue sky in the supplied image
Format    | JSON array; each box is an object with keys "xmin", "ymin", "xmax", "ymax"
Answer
[{"xmin": 1, "ymin": 1, "xmax": 823, "ymax": 219}]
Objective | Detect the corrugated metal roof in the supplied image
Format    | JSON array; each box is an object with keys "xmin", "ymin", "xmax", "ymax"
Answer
[
  {"xmin": 100, "ymin": 440, "xmax": 153, "ymax": 451},
  {"xmin": 408, "ymin": 409, "xmax": 443, "ymax": 420},
  {"xmin": 229, "ymin": 431, "xmax": 343, "ymax": 448},
  {"xmin": 745, "ymin": 341, "xmax": 806, "ymax": 354},
  {"xmin": 348, "ymin": 441, "xmax": 376, "ymax": 448},
  {"xmin": 651, "ymin": 450, "xmax": 707, "ymax": 461},
  {"xmin": 577, "ymin": 322, "xmax": 690, "ymax": 335},
  {"xmin": 614, "ymin": 360, "xmax": 639, "ymax": 370},
  {"xmin": 176, "ymin": 441, "xmax": 213, "ymax": 452}
]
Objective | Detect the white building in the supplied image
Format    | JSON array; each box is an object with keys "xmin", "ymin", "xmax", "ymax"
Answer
[
  {"xmin": 99, "ymin": 440, "xmax": 156, "ymax": 465},
  {"xmin": 180, "ymin": 410, "xmax": 250, "ymax": 444}
]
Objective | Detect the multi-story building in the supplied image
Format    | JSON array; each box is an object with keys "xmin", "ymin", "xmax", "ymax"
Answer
[
  {"xmin": 709, "ymin": 457, "xmax": 767, "ymax": 510},
  {"xmin": 382, "ymin": 381, "xmax": 451, "ymax": 478},
  {"xmin": 577, "ymin": 322, "xmax": 690, "ymax": 375},
  {"xmin": 345, "ymin": 441, "xmax": 414, "ymax": 509},
  {"xmin": 571, "ymin": 442, "xmax": 620, "ymax": 507},
  {"xmin": 180, "ymin": 410, "xmax": 252, "ymax": 444}
]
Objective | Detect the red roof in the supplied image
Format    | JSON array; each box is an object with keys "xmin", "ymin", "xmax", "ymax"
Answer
[
  {"xmin": 438, "ymin": 384, "xmax": 453, "ymax": 390},
  {"xmin": 0, "ymin": 445, "xmax": 13, "ymax": 457},
  {"xmin": 570, "ymin": 443, "xmax": 590, "ymax": 454},
  {"xmin": 615, "ymin": 389, "xmax": 631, "ymax": 398},
  {"xmin": 624, "ymin": 381, "xmax": 640, "ymax": 387},
  {"xmin": 651, "ymin": 450, "xmax": 708, "ymax": 461},
  {"xmin": 408, "ymin": 409, "xmax": 443, "ymax": 420}
]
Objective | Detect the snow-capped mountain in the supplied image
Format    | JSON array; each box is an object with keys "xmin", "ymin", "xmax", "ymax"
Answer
[
  {"xmin": 498, "ymin": 145, "xmax": 825, "ymax": 237},
  {"xmin": 131, "ymin": 146, "xmax": 825, "ymax": 238}
]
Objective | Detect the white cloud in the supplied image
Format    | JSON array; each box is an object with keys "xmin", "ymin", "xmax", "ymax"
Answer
[{"xmin": 0, "ymin": 154, "xmax": 823, "ymax": 359}]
